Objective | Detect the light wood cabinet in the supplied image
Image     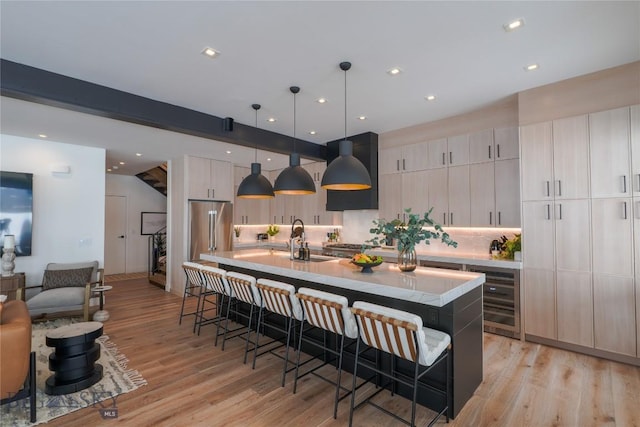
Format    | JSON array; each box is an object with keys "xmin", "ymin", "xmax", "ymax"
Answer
[
  {"xmin": 469, "ymin": 162, "xmax": 494, "ymax": 226},
  {"xmin": 469, "ymin": 129, "xmax": 495, "ymax": 164},
  {"xmin": 187, "ymin": 156, "xmax": 233, "ymax": 201},
  {"xmin": 494, "ymin": 127, "xmax": 519, "ymax": 160},
  {"xmin": 446, "ymin": 134, "xmax": 469, "ymax": 166},
  {"xmin": 379, "ymin": 143, "xmax": 428, "ymax": 174},
  {"xmin": 554, "ymin": 199, "xmax": 591, "ymax": 272},
  {"xmin": 378, "ymin": 173, "xmax": 403, "ymax": 221},
  {"xmin": 556, "ymin": 270, "xmax": 593, "ymax": 347},
  {"xmin": 447, "ymin": 166, "xmax": 470, "ymax": 226},
  {"xmin": 522, "ymin": 201, "xmax": 555, "ymax": 270},
  {"xmin": 426, "ymin": 138, "xmax": 448, "ymax": 169},
  {"xmin": 593, "ymin": 274, "xmax": 636, "ymax": 356},
  {"xmin": 553, "ymin": 115, "xmax": 590, "ymax": 199},
  {"xmin": 402, "ymin": 171, "xmax": 430, "ymax": 216},
  {"xmin": 523, "ymin": 268, "xmax": 556, "ymax": 339},
  {"xmin": 591, "ymin": 197, "xmax": 634, "ymax": 277},
  {"xmin": 427, "ymin": 168, "xmax": 448, "ymax": 227},
  {"xmin": 635, "ymin": 198, "xmax": 640, "ymax": 356},
  {"xmin": 631, "ymin": 105, "xmax": 640, "ymax": 197},
  {"xmin": 494, "ymin": 159, "xmax": 521, "ymax": 227},
  {"xmin": 520, "ymin": 122, "xmax": 553, "ymax": 202},
  {"xmin": 589, "ymin": 107, "xmax": 632, "ymax": 198}
]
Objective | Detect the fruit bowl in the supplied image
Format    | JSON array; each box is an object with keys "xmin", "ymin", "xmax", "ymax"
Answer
[{"xmin": 351, "ymin": 254, "xmax": 384, "ymax": 273}]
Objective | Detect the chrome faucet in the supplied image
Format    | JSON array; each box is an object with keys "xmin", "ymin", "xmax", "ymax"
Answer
[{"xmin": 290, "ymin": 218, "xmax": 305, "ymax": 260}]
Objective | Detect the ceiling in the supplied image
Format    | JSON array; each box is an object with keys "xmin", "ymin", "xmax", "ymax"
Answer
[{"xmin": 1, "ymin": 1, "xmax": 638, "ymax": 176}]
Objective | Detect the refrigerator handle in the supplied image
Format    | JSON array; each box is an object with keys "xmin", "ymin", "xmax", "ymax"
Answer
[{"xmin": 209, "ymin": 210, "xmax": 217, "ymax": 251}]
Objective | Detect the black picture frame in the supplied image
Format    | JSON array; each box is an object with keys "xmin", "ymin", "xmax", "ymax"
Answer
[{"xmin": 141, "ymin": 212, "xmax": 166, "ymax": 235}]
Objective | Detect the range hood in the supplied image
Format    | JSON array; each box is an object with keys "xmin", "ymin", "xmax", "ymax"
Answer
[{"xmin": 325, "ymin": 132, "xmax": 378, "ymax": 211}]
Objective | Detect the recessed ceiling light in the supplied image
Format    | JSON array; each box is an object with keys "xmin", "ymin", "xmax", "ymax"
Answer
[
  {"xmin": 425, "ymin": 95, "xmax": 436, "ymax": 101},
  {"xmin": 266, "ymin": 158, "xmax": 272, "ymax": 162},
  {"xmin": 387, "ymin": 67, "xmax": 402, "ymax": 76},
  {"xmin": 107, "ymin": 168, "xmax": 112, "ymax": 172},
  {"xmin": 38, "ymin": 134, "xmax": 47, "ymax": 138},
  {"xmin": 309, "ymin": 130, "xmax": 317, "ymax": 135},
  {"xmin": 267, "ymin": 118, "xmax": 276, "ymax": 123},
  {"xmin": 136, "ymin": 153, "xmax": 142, "ymax": 157},
  {"xmin": 201, "ymin": 47, "xmax": 220, "ymax": 58},
  {"xmin": 112, "ymin": 166, "xmax": 119, "ymax": 170},
  {"xmin": 358, "ymin": 116, "xmax": 367, "ymax": 121},
  {"xmin": 225, "ymin": 150, "xmax": 231, "ymax": 154},
  {"xmin": 524, "ymin": 63, "xmax": 539, "ymax": 71},
  {"xmin": 317, "ymin": 98, "xmax": 327, "ymax": 104},
  {"xmin": 504, "ymin": 19, "xmax": 525, "ymax": 32},
  {"xmin": 119, "ymin": 161, "xmax": 125, "ymax": 165}
]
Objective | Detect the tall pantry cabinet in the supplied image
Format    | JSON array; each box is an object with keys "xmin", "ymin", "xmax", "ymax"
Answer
[{"xmin": 521, "ymin": 105, "xmax": 640, "ymax": 360}]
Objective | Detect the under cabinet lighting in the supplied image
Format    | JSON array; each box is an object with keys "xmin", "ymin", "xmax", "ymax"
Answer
[{"xmin": 504, "ymin": 19, "xmax": 525, "ymax": 32}]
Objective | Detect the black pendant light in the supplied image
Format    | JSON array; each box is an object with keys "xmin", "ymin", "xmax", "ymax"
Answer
[
  {"xmin": 321, "ymin": 62, "xmax": 372, "ymax": 191},
  {"xmin": 274, "ymin": 86, "xmax": 316, "ymax": 195},
  {"xmin": 236, "ymin": 104, "xmax": 275, "ymax": 199}
]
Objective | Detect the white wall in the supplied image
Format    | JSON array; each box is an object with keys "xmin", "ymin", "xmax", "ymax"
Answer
[
  {"xmin": 106, "ymin": 174, "xmax": 167, "ymax": 273},
  {"xmin": 0, "ymin": 134, "xmax": 105, "ymax": 285}
]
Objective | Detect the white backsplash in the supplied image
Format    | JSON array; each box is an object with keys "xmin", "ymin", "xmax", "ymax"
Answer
[
  {"xmin": 341, "ymin": 210, "xmax": 520, "ymax": 255},
  {"xmin": 233, "ymin": 210, "xmax": 520, "ymax": 256}
]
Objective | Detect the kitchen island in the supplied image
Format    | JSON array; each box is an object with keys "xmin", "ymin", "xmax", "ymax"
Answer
[{"xmin": 201, "ymin": 249, "xmax": 485, "ymax": 418}]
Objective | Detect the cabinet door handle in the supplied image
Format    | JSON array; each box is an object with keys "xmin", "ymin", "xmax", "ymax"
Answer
[
  {"xmin": 622, "ymin": 201, "xmax": 628, "ymax": 220},
  {"xmin": 489, "ymin": 211, "xmax": 492, "ymax": 225},
  {"xmin": 450, "ymin": 212, "xmax": 453, "ymax": 225},
  {"xmin": 211, "ymin": 189, "xmax": 215, "ymax": 199},
  {"xmin": 636, "ymin": 173, "xmax": 640, "ymax": 193},
  {"xmin": 449, "ymin": 151, "xmax": 453, "ymax": 164},
  {"xmin": 396, "ymin": 159, "xmax": 400, "ymax": 171},
  {"xmin": 488, "ymin": 145, "xmax": 492, "ymax": 160},
  {"xmin": 442, "ymin": 152, "xmax": 446, "ymax": 165},
  {"xmin": 497, "ymin": 144, "xmax": 501, "ymax": 159},
  {"xmin": 498, "ymin": 211, "xmax": 501, "ymax": 225},
  {"xmin": 622, "ymin": 175, "xmax": 627, "ymax": 193},
  {"xmin": 402, "ymin": 159, "xmax": 406, "ymax": 170},
  {"xmin": 546, "ymin": 181, "xmax": 550, "ymax": 197},
  {"xmin": 546, "ymin": 204, "xmax": 551, "ymax": 220},
  {"xmin": 281, "ymin": 216, "xmax": 284, "ymax": 223},
  {"xmin": 557, "ymin": 204, "xmax": 563, "ymax": 220},
  {"xmin": 636, "ymin": 201, "xmax": 640, "ymax": 219}
]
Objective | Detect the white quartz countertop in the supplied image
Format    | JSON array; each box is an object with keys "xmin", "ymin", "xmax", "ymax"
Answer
[{"xmin": 201, "ymin": 249, "xmax": 485, "ymax": 307}]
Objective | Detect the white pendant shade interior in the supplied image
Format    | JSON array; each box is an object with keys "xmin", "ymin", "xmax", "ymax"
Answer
[
  {"xmin": 236, "ymin": 104, "xmax": 275, "ymax": 199},
  {"xmin": 273, "ymin": 86, "xmax": 316, "ymax": 195},
  {"xmin": 321, "ymin": 61, "xmax": 372, "ymax": 191}
]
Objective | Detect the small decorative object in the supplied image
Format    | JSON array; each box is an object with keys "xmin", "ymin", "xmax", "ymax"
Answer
[
  {"xmin": 2, "ymin": 234, "xmax": 16, "ymax": 277},
  {"xmin": 351, "ymin": 253, "xmax": 384, "ymax": 273},
  {"xmin": 368, "ymin": 208, "xmax": 457, "ymax": 272},
  {"xmin": 266, "ymin": 224, "xmax": 279, "ymax": 241},
  {"xmin": 494, "ymin": 234, "xmax": 522, "ymax": 260},
  {"xmin": 234, "ymin": 226, "xmax": 242, "ymax": 239}
]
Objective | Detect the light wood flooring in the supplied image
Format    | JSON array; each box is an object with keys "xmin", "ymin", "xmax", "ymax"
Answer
[{"xmin": 41, "ymin": 277, "xmax": 639, "ymax": 427}]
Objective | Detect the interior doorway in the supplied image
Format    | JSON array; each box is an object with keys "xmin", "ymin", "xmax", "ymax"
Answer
[{"xmin": 105, "ymin": 195, "xmax": 127, "ymax": 275}]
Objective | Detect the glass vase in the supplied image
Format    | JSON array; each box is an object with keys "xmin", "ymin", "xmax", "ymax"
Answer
[{"xmin": 397, "ymin": 247, "xmax": 417, "ymax": 272}]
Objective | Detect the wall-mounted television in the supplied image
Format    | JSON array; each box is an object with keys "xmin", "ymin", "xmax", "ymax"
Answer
[{"xmin": 0, "ymin": 171, "xmax": 33, "ymax": 256}]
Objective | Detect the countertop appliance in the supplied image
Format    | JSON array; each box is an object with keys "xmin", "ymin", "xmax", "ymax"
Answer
[
  {"xmin": 321, "ymin": 243, "xmax": 380, "ymax": 259},
  {"xmin": 188, "ymin": 200, "xmax": 233, "ymax": 261}
]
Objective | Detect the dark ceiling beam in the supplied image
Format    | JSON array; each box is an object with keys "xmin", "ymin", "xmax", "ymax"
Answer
[{"xmin": 0, "ymin": 59, "xmax": 326, "ymax": 161}]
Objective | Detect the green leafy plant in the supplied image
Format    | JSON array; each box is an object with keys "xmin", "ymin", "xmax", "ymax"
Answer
[
  {"xmin": 497, "ymin": 234, "xmax": 521, "ymax": 259},
  {"xmin": 266, "ymin": 224, "xmax": 280, "ymax": 237},
  {"xmin": 367, "ymin": 208, "xmax": 458, "ymax": 252}
]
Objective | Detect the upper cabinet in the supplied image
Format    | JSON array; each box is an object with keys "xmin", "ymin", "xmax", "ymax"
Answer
[
  {"xmin": 379, "ymin": 142, "xmax": 428, "ymax": 174},
  {"xmin": 426, "ymin": 138, "xmax": 448, "ymax": 169},
  {"xmin": 520, "ymin": 122, "xmax": 554, "ymax": 202},
  {"xmin": 631, "ymin": 105, "xmax": 639, "ymax": 197},
  {"xmin": 493, "ymin": 127, "xmax": 520, "ymax": 161},
  {"xmin": 187, "ymin": 156, "xmax": 233, "ymax": 201},
  {"xmin": 446, "ymin": 134, "xmax": 469, "ymax": 166},
  {"xmin": 589, "ymin": 107, "xmax": 631, "ymax": 198},
  {"xmin": 469, "ymin": 129, "xmax": 495, "ymax": 164}
]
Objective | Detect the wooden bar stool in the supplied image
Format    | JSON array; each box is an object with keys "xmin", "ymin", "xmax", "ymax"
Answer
[
  {"xmin": 349, "ymin": 301, "xmax": 451, "ymax": 427},
  {"xmin": 294, "ymin": 287, "xmax": 361, "ymax": 419},
  {"xmin": 225, "ymin": 272, "xmax": 262, "ymax": 363},
  {"xmin": 254, "ymin": 278, "xmax": 303, "ymax": 386},
  {"xmin": 179, "ymin": 262, "xmax": 203, "ymax": 333}
]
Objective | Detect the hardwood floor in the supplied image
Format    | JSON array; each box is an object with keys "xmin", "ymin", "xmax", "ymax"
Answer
[{"xmin": 44, "ymin": 278, "xmax": 640, "ymax": 427}]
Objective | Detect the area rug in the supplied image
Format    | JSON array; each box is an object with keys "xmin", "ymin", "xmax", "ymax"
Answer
[{"xmin": 1, "ymin": 318, "xmax": 147, "ymax": 426}]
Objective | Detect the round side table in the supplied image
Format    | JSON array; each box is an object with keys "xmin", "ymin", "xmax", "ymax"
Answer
[{"xmin": 92, "ymin": 285, "xmax": 113, "ymax": 321}]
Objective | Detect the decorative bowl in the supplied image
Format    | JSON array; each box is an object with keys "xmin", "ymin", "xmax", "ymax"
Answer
[{"xmin": 351, "ymin": 259, "xmax": 383, "ymax": 273}]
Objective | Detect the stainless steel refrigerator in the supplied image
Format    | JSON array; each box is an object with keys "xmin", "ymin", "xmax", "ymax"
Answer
[{"xmin": 188, "ymin": 200, "xmax": 233, "ymax": 261}]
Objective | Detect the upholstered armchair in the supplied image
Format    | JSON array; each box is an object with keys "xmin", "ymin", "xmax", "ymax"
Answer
[
  {"xmin": 0, "ymin": 299, "xmax": 36, "ymax": 422},
  {"xmin": 24, "ymin": 261, "xmax": 104, "ymax": 321}
]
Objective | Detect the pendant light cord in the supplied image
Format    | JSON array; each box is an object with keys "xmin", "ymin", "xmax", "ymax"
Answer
[
  {"xmin": 293, "ymin": 90, "xmax": 297, "ymax": 151},
  {"xmin": 344, "ymin": 66, "xmax": 347, "ymax": 141}
]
